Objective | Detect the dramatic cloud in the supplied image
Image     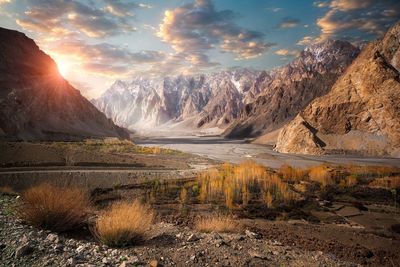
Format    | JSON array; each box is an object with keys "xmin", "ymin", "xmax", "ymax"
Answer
[
  {"xmin": 277, "ymin": 17, "xmax": 300, "ymax": 28},
  {"xmin": 157, "ymin": 0, "xmax": 274, "ymax": 65},
  {"xmin": 316, "ymin": 0, "xmax": 400, "ymax": 40},
  {"xmin": 275, "ymin": 49, "xmax": 301, "ymax": 57},
  {"xmin": 16, "ymin": 0, "xmax": 142, "ymax": 38},
  {"xmin": 47, "ymin": 39, "xmax": 166, "ymax": 77}
]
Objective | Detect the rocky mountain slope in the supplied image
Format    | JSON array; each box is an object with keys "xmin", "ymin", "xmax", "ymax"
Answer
[
  {"xmin": 224, "ymin": 40, "xmax": 360, "ymax": 138},
  {"xmin": 94, "ymin": 69, "xmax": 260, "ymax": 132},
  {"xmin": 0, "ymin": 27, "xmax": 128, "ymax": 140},
  {"xmin": 275, "ymin": 22, "xmax": 400, "ymax": 157}
]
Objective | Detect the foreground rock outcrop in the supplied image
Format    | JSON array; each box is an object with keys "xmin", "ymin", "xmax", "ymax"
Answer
[
  {"xmin": 0, "ymin": 27, "xmax": 128, "ymax": 140},
  {"xmin": 276, "ymin": 22, "xmax": 400, "ymax": 157}
]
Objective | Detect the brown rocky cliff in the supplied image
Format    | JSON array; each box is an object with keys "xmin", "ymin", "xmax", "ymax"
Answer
[
  {"xmin": 224, "ymin": 40, "xmax": 360, "ymax": 138},
  {"xmin": 0, "ymin": 27, "xmax": 129, "ymax": 140},
  {"xmin": 276, "ymin": 22, "xmax": 400, "ymax": 157}
]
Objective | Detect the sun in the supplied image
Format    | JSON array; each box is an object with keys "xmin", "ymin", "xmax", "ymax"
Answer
[{"xmin": 56, "ymin": 60, "xmax": 70, "ymax": 77}]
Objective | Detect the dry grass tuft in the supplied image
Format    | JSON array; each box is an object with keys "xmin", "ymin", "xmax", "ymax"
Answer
[
  {"xmin": 198, "ymin": 161, "xmax": 299, "ymax": 208},
  {"xmin": 308, "ymin": 166, "xmax": 335, "ymax": 187},
  {"xmin": 278, "ymin": 165, "xmax": 308, "ymax": 182},
  {"xmin": 94, "ymin": 200, "xmax": 155, "ymax": 247},
  {"xmin": 0, "ymin": 186, "xmax": 16, "ymax": 195},
  {"xmin": 195, "ymin": 214, "xmax": 241, "ymax": 233},
  {"xmin": 369, "ymin": 176, "xmax": 400, "ymax": 189},
  {"xmin": 18, "ymin": 183, "xmax": 90, "ymax": 232}
]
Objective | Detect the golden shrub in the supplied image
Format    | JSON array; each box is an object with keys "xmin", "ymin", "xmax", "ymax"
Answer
[
  {"xmin": 18, "ymin": 183, "xmax": 90, "ymax": 232},
  {"xmin": 195, "ymin": 214, "xmax": 241, "ymax": 233},
  {"xmin": 94, "ymin": 200, "xmax": 155, "ymax": 247}
]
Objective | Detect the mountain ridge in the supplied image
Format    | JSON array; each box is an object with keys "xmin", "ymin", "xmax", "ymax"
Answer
[
  {"xmin": 0, "ymin": 27, "xmax": 129, "ymax": 140},
  {"xmin": 275, "ymin": 22, "xmax": 400, "ymax": 157},
  {"xmin": 95, "ymin": 40, "xmax": 359, "ymax": 136}
]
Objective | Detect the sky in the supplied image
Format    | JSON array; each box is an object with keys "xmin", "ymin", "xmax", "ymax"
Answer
[{"xmin": 0, "ymin": 0, "xmax": 399, "ymax": 98}]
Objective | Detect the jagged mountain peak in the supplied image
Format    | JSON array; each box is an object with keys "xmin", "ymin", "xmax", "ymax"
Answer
[{"xmin": 95, "ymin": 40, "xmax": 360, "ymax": 136}]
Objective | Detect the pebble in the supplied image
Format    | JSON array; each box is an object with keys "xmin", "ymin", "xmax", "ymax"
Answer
[
  {"xmin": 245, "ymin": 229, "xmax": 260, "ymax": 239},
  {"xmin": 76, "ymin": 245, "xmax": 85, "ymax": 254},
  {"xmin": 187, "ymin": 233, "xmax": 199, "ymax": 242},
  {"xmin": 149, "ymin": 259, "xmax": 158, "ymax": 267},
  {"xmin": 248, "ymin": 250, "xmax": 269, "ymax": 260},
  {"xmin": 46, "ymin": 233, "xmax": 59, "ymax": 243},
  {"xmin": 15, "ymin": 243, "xmax": 34, "ymax": 258}
]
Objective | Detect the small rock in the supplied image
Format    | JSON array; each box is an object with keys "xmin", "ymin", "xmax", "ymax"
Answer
[
  {"xmin": 245, "ymin": 229, "xmax": 260, "ymax": 239},
  {"xmin": 102, "ymin": 257, "xmax": 109, "ymax": 264},
  {"xmin": 215, "ymin": 239, "xmax": 226, "ymax": 247},
  {"xmin": 149, "ymin": 259, "xmax": 158, "ymax": 267},
  {"xmin": 210, "ymin": 232, "xmax": 222, "ymax": 240},
  {"xmin": 190, "ymin": 255, "xmax": 196, "ymax": 261},
  {"xmin": 15, "ymin": 243, "xmax": 33, "ymax": 258},
  {"xmin": 176, "ymin": 233, "xmax": 183, "ymax": 239},
  {"xmin": 187, "ymin": 233, "xmax": 199, "ymax": 242},
  {"xmin": 46, "ymin": 233, "xmax": 59, "ymax": 243},
  {"xmin": 248, "ymin": 250, "xmax": 268, "ymax": 260},
  {"xmin": 20, "ymin": 235, "xmax": 29, "ymax": 244},
  {"xmin": 76, "ymin": 245, "xmax": 85, "ymax": 254},
  {"xmin": 129, "ymin": 256, "xmax": 139, "ymax": 263},
  {"xmin": 119, "ymin": 261, "xmax": 127, "ymax": 267},
  {"xmin": 231, "ymin": 234, "xmax": 245, "ymax": 241},
  {"xmin": 271, "ymin": 240, "xmax": 283, "ymax": 246},
  {"xmin": 67, "ymin": 258, "xmax": 76, "ymax": 266}
]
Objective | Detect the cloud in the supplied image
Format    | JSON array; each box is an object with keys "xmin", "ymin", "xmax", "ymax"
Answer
[
  {"xmin": 16, "ymin": 0, "xmax": 143, "ymax": 38},
  {"xmin": 277, "ymin": 17, "xmax": 300, "ymax": 28},
  {"xmin": 316, "ymin": 0, "xmax": 400, "ymax": 41},
  {"xmin": 275, "ymin": 49, "xmax": 301, "ymax": 57},
  {"xmin": 313, "ymin": 1, "xmax": 329, "ymax": 8},
  {"xmin": 103, "ymin": 0, "xmax": 140, "ymax": 17},
  {"xmin": 47, "ymin": 39, "xmax": 166, "ymax": 77},
  {"xmin": 266, "ymin": 7, "xmax": 282, "ymax": 13},
  {"xmin": 157, "ymin": 0, "xmax": 274, "ymax": 65},
  {"xmin": 297, "ymin": 36, "xmax": 318, "ymax": 46}
]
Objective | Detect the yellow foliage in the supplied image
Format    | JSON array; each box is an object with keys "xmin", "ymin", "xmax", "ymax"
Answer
[
  {"xmin": 195, "ymin": 214, "xmax": 241, "ymax": 233},
  {"xmin": 369, "ymin": 176, "xmax": 400, "ymax": 189},
  {"xmin": 308, "ymin": 166, "xmax": 334, "ymax": 187},
  {"xmin": 278, "ymin": 164, "xmax": 308, "ymax": 181},
  {"xmin": 197, "ymin": 161, "xmax": 298, "ymax": 208},
  {"xmin": 18, "ymin": 184, "xmax": 90, "ymax": 232},
  {"xmin": 264, "ymin": 191, "xmax": 273, "ymax": 208},
  {"xmin": 346, "ymin": 175, "xmax": 358, "ymax": 187},
  {"xmin": 179, "ymin": 187, "xmax": 188, "ymax": 204},
  {"xmin": 94, "ymin": 200, "xmax": 155, "ymax": 247}
]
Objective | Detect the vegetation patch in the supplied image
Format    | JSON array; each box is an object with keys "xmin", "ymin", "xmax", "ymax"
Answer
[
  {"xmin": 195, "ymin": 214, "xmax": 241, "ymax": 233},
  {"xmin": 18, "ymin": 183, "xmax": 91, "ymax": 232},
  {"xmin": 94, "ymin": 200, "xmax": 155, "ymax": 247}
]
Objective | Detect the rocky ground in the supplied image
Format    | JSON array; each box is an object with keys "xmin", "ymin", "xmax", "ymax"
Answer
[{"xmin": 0, "ymin": 194, "xmax": 359, "ymax": 267}]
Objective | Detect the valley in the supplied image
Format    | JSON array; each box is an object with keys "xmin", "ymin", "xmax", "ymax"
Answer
[
  {"xmin": 136, "ymin": 136, "xmax": 400, "ymax": 169},
  {"xmin": 0, "ymin": 1, "xmax": 399, "ymax": 266}
]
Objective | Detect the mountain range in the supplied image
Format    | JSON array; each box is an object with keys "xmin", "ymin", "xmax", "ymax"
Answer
[
  {"xmin": 94, "ymin": 40, "xmax": 360, "ymax": 136},
  {"xmin": 1, "ymin": 21, "xmax": 399, "ymax": 157}
]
